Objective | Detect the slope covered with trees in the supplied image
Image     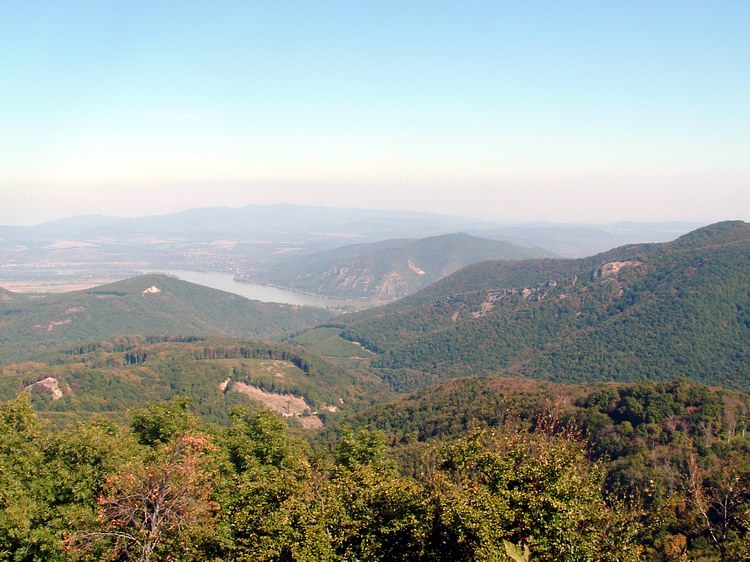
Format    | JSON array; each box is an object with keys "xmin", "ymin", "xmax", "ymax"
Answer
[
  {"xmin": 2, "ymin": 222, "xmax": 750, "ymax": 560},
  {"xmin": 0, "ymin": 274, "xmax": 332, "ymax": 364},
  {"xmin": 4, "ymin": 374, "xmax": 750, "ymax": 560},
  {"xmin": 261, "ymin": 233, "xmax": 554, "ymax": 300},
  {"xmin": 329, "ymin": 221, "xmax": 750, "ymax": 391},
  {"xmin": 0, "ymin": 336, "xmax": 386, "ymax": 427},
  {"xmin": 325, "ymin": 375, "xmax": 750, "ymax": 560},
  {"xmin": 0, "ymin": 395, "xmax": 643, "ymax": 561}
]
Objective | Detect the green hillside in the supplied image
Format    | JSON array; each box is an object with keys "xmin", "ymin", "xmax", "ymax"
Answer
[
  {"xmin": 330, "ymin": 373, "xmax": 750, "ymax": 468},
  {"xmin": 0, "ymin": 274, "xmax": 332, "ymax": 363},
  {"xmin": 263, "ymin": 232, "xmax": 554, "ymax": 300},
  {"xmin": 288, "ymin": 326, "xmax": 375, "ymax": 358},
  {"xmin": 0, "ymin": 336, "xmax": 388, "ymax": 426},
  {"xmin": 5, "ymin": 373, "xmax": 750, "ymax": 561},
  {"xmin": 329, "ymin": 221, "xmax": 750, "ymax": 390}
]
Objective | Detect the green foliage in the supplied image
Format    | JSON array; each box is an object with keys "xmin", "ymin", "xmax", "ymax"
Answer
[
  {"xmin": 429, "ymin": 426, "xmax": 640, "ymax": 561},
  {"xmin": 333, "ymin": 427, "xmax": 388, "ymax": 469},
  {"xmin": 0, "ymin": 337, "xmax": 363, "ymax": 427},
  {"xmin": 0, "ymin": 396, "xmax": 139, "ymax": 561},
  {"xmin": 0, "ymin": 393, "xmax": 648, "ymax": 561},
  {"xmin": 327, "ymin": 221, "xmax": 750, "ymax": 392},
  {"xmin": 0, "ymin": 274, "xmax": 332, "ymax": 364},
  {"xmin": 4, "ymin": 351, "xmax": 749, "ymax": 559},
  {"xmin": 131, "ymin": 397, "xmax": 197, "ymax": 447},
  {"xmin": 0, "ymin": 395, "xmax": 51, "ymax": 561},
  {"xmin": 327, "ymin": 374, "xmax": 750, "ymax": 559},
  {"xmin": 225, "ymin": 408, "xmax": 300, "ymax": 471}
]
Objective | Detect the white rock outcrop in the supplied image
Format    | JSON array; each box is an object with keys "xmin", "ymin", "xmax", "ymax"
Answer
[{"xmin": 24, "ymin": 377, "xmax": 63, "ymax": 400}]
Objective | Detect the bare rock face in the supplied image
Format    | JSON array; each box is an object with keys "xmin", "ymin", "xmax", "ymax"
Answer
[
  {"xmin": 24, "ymin": 377, "xmax": 63, "ymax": 400},
  {"xmin": 407, "ymin": 260, "xmax": 426, "ymax": 275},
  {"xmin": 222, "ymin": 380, "xmax": 324, "ymax": 429},
  {"xmin": 142, "ymin": 285, "xmax": 162, "ymax": 295},
  {"xmin": 596, "ymin": 261, "xmax": 642, "ymax": 280}
]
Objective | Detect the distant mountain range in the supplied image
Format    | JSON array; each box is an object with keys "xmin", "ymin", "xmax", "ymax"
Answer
[
  {"xmin": 465, "ymin": 221, "xmax": 700, "ymax": 258},
  {"xmin": 0, "ymin": 204, "xmax": 488, "ymax": 248},
  {"xmin": 0, "ymin": 274, "xmax": 331, "ymax": 364},
  {"xmin": 259, "ymin": 233, "xmax": 555, "ymax": 300},
  {"xmin": 0, "ymin": 205, "xmax": 701, "ymax": 271},
  {"xmin": 324, "ymin": 221, "xmax": 750, "ymax": 391}
]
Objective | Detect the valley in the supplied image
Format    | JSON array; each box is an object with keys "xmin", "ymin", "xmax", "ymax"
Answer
[
  {"xmin": 0, "ymin": 205, "xmax": 701, "ymax": 305},
  {"xmin": 1, "ymin": 214, "xmax": 748, "ymax": 561}
]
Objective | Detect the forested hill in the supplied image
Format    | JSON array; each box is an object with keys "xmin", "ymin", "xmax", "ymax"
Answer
[
  {"xmin": 330, "ymin": 374, "xmax": 750, "ymax": 474},
  {"xmin": 330, "ymin": 220, "xmax": 750, "ymax": 390},
  {"xmin": 0, "ymin": 274, "xmax": 332, "ymax": 364},
  {"xmin": 262, "ymin": 232, "xmax": 554, "ymax": 300},
  {"xmin": 0, "ymin": 336, "xmax": 386, "ymax": 427}
]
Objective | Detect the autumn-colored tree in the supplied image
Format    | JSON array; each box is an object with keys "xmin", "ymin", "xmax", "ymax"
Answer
[{"xmin": 78, "ymin": 431, "xmax": 218, "ymax": 562}]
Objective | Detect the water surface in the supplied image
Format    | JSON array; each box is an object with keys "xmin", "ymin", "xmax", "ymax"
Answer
[{"xmin": 144, "ymin": 269, "xmax": 368, "ymax": 309}]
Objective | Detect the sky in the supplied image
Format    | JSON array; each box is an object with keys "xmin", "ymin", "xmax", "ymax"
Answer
[{"xmin": 1, "ymin": 1, "xmax": 748, "ymax": 226}]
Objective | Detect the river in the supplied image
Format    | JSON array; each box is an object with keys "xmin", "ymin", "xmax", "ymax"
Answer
[{"xmin": 143, "ymin": 269, "xmax": 370, "ymax": 310}]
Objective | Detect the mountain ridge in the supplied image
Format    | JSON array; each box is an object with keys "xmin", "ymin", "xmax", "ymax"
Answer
[
  {"xmin": 260, "ymin": 232, "xmax": 555, "ymax": 300},
  {"xmin": 327, "ymin": 220, "xmax": 750, "ymax": 390}
]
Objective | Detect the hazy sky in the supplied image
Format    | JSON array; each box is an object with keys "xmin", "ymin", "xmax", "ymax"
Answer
[{"xmin": 2, "ymin": 1, "xmax": 748, "ymax": 225}]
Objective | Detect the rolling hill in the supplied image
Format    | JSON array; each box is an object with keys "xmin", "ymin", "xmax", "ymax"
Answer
[
  {"xmin": 261, "ymin": 233, "xmax": 555, "ymax": 300},
  {"xmin": 0, "ymin": 336, "xmax": 389, "ymax": 427},
  {"xmin": 325, "ymin": 221, "xmax": 750, "ymax": 391},
  {"xmin": 326, "ymin": 374, "xmax": 750, "ymax": 471},
  {"xmin": 0, "ymin": 274, "xmax": 332, "ymax": 363}
]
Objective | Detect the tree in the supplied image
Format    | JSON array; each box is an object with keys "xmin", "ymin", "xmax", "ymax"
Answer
[
  {"xmin": 76, "ymin": 431, "xmax": 218, "ymax": 562},
  {"xmin": 687, "ymin": 448, "xmax": 750, "ymax": 561},
  {"xmin": 0, "ymin": 395, "xmax": 53, "ymax": 561},
  {"xmin": 333, "ymin": 427, "xmax": 388, "ymax": 470},
  {"xmin": 130, "ymin": 398, "xmax": 197, "ymax": 448},
  {"xmin": 426, "ymin": 424, "xmax": 642, "ymax": 561}
]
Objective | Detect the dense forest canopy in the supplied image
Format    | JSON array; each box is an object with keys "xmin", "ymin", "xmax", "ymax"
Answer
[{"xmin": 3, "ymin": 375, "xmax": 750, "ymax": 561}]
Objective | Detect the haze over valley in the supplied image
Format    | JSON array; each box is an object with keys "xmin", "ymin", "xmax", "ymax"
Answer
[{"xmin": 0, "ymin": 203, "xmax": 702, "ymax": 303}]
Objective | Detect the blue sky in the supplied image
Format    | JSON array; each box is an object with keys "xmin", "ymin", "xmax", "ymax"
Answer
[{"xmin": 1, "ymin": 1, "xmax": 748, "ymax": 224}]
